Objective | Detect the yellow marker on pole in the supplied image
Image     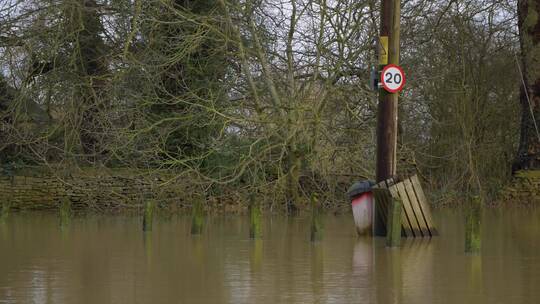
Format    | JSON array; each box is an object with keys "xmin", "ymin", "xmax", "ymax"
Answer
[{"xmin": 379, "ymin": 36, "xmax": 389, "ymax": 65}]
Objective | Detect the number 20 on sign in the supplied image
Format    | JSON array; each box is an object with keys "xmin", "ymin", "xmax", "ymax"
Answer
[{"xmin": 381, "ymin": 64, "xmax": 406, "ymax": 93}]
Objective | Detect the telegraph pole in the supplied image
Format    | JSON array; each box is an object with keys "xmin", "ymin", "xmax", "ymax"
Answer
[
  {"xmin": 389, "ymin": 0, "xmax": 401, "ymax": 171},
  {"xmin": 374, "ymin": 0, "xmax": 401, "ymax": 236},
  {"xmin": 376, "ymin": 0, "xmax": 400, "ymax": 183}
]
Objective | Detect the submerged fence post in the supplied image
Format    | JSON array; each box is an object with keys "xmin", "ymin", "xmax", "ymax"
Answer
[
  {"xmin": 143, "ymin": 200, "xmax": 155, "ymax": 232},
  {"xmin": 386, "ymin": 198, "xmax": 402, "ymax": 247},
  {"xmin": 191, "ymin": 196, "xmax": 205, "ymax": 235},
  {"xmin": 59, "ymin": 198, "xmax": 71, "ymax": 228},
  {"xmin": 0, "ymin": 200, "xmax": 10, "ymax": 223},
  {"xmin": 310, "ymin": 193, "xmax": 323, "ymax": 242},
  {"xmin": 465, "ymin": 197, "xmax": 481, "ymax": 254},
  {"xmin": 249, "ymin": 193, "xmax": 262, "ymax": 239}
]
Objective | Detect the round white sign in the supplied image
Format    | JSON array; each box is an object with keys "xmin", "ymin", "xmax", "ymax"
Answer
[{"xmin": 381, "ymin": 64, "xmax": 406, "ymax": 93}]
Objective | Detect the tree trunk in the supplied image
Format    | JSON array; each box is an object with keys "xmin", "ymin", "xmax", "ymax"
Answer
[{"xmin": 515, "ymin": 0, "xmax": 540, "ymax": 171}]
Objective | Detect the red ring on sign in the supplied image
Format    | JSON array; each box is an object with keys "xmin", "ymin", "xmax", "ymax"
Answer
[{"xmin": 380, "ymin": 64, "xmax": 406, "ymax": 93}]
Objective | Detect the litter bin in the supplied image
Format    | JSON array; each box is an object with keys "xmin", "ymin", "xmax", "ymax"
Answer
[{"xmin": 347, "ymin": 181, "xmax": 375, "ymax": 236}]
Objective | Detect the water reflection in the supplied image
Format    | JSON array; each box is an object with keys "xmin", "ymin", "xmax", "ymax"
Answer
[
  {"xmin": 467, "ymin": 255, "xmax": 483, "ymax": 302},
  {"xmin": 310, "ymin": 242, "xmax": 324, "ymax": 302},
  {"xmin": 250, "ymin": 239, "xmax": 263, "ymax": 273},
  {"xmin": 0, "ymin": 219, "xmax": 8, "ymax": 242},
  {"xmin": 352, "ymin": 238, "xmax": 374, "ymax": 302},
  {"xmin": 1, "ymin": 211, "xmax": 540, "ymax": 303},
  {"xmin": 144, "ymin": 230, "xmax": 153, "ymax": 265}
]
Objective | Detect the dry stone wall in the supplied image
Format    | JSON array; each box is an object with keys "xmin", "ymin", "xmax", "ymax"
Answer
[
  {"xmin": 504, "ymin": 170, "xmax": 540, "ymax": 204},
  {"xmin": 0, "ymin": 168, "xmax": 190, "ymax": 211}
]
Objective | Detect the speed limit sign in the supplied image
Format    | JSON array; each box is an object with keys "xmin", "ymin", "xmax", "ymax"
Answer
[{"xmin": 381, "ymin": 64, "xmax": 406, "ymax": 93}]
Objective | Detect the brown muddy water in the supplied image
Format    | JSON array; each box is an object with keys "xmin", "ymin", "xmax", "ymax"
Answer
[{"xmin": 1, "ymin": 209, "xmax": 540, "ymax": 304}]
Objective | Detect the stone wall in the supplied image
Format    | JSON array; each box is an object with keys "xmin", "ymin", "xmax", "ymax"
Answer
[
  {"xmin": 0, "ymin": 168, "xmax": 191, "ymax": 211},
  {"xmin": 503, "ymin": 170, "xmax": 540, "ymax": 204}
]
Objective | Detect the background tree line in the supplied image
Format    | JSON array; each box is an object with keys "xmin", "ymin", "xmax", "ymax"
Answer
[{"xmin": 0, "ymin": 0, "xmax": 530, "ymax": 210}]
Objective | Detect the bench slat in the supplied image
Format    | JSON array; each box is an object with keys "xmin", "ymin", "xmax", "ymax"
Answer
[
  {"xmin": 410, "ymin": 175, "xmax": 438, "ymax": 236},
  {"xmin": 387, "ymin": 185, "xmax": 413, "ymax": 237},
  {"xmin": 403, "ymin": 178, "xmax": 430, "ymax": 237},
  {"xmin": 395, "ymin": 182, "xmax": 421, "ymax": 237}
]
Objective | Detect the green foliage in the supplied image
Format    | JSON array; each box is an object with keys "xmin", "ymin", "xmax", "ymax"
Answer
[
  {"xmin": 400, "ymin": 3, "xmax": 520, "ymax": 201},
  {"xmin": 134, "ymin": 0, "xmax": 229, "ymax": 161}
]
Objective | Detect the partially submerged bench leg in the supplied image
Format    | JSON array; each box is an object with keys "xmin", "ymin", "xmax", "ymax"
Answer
[{"xmin": 386, "ymin": 198, "xmax": 402, "ymax": 247}]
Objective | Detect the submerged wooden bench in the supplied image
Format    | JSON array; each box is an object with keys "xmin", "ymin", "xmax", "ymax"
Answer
[{"xmin": 372, "ymin": 175, "xmax": 437, "ymax": 237}]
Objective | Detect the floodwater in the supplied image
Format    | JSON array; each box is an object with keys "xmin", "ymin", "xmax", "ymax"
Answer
[{"xmin": 1, "ymin": 209, "xmax": 540, "ymax": 304}]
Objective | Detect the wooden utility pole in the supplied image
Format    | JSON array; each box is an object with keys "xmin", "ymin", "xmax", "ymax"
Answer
[
  {"xmin": 376, "ymin": 0, "xmax": 400, "ymax": 183},
  {"xmin": 514, "ymin": 0, "xmax": 540, "ymax": 171},
  {"xmin": 375, "ymin": 0, "xmax": 401, "ymax": 236}
]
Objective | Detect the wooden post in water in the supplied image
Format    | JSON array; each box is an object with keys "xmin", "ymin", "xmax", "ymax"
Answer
[
  {"xmin": 310, "ymin": 193, "xmax": 323, "ymax": 242},
  {"xmin": 465, "ymin": 197, "xmax": 481, "ymax": 253},
  {"xmin": 143, "ymin": 200, "xmax": 155, "ymax": 232},
  {"xmin": 191, "ymin": 196, "xmax": 205, "ymax": 235},
  {"xmin": 386, "ymin": 197, "xmax": 402, "ymax": 247},
  {"xmin": 0, "ymin": 200, "xmax": 10, "ymax": 223},
  {"xmin": 59, "ymin": 198, "xmax": 71, "ymax": 228},
  {"xmin": 249, "ymin": 193, "xmax": 262, "ymax": 239}
]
